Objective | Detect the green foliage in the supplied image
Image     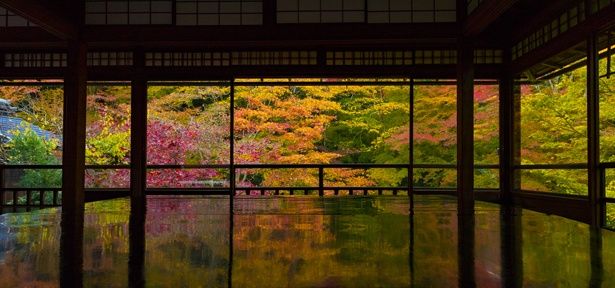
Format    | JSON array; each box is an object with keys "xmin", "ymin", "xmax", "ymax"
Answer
[
  {"xmin": 9, "ymin": 70, "xmax": 615, "ymax": 198},
  {"xmin": 521, "ymin": 68, "xmax": 588, "ymax": 165},
  {"xmin": 4, "ymin": 127, "xmax": 61, "ymax": 189}
]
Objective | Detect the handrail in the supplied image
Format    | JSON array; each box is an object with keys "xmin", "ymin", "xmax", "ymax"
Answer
[
  {"xmin": 0, "ymin": 163, "xmax": 501, "ymax": 169},
  {"xmin": 514, "ymin": 163, "xmax": 587, "ymax": 169},
  {"xmin": 599, "ymin": 162, "xmax": 615, "ymax": 168},
  {"xmin": 146, "ymin": 164, "xmax": 230, "ymax": 169},
  {"xmin": 235, "ymin": 186, "xmax": 411, "ymax": 190},
  {"xmin": 0, "ymin": 164, "xmax": 130, "ymax": 169},
  {"xmin": 516, "ymin": 189, "xmax": 589, "ymax": 199}
]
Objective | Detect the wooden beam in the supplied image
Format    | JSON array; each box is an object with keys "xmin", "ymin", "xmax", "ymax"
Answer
[
  {"xmin": 82, "ymin": 23, "xmax": 459, "ymax": 47},
  {"xmin": 60, "ymin": 39, "xmax": 87, "ymax": 288},
  {"xmin": 511, "ymin": 4, "xmax": 615, "ymax": 73},
  {"xmin": 0, "ymin": 0, "xmax": 76, "ymax": 39},
  {"xmin": 464, "ymin": 0, "xmax": 519, "ymax": 36},
  {"xmin": 0, "ymin": 28, "xmax": 62, "ymax": 47},
  {"xmin": 0, "ymin": 63, "xmax": 504, "ymax": 81}
]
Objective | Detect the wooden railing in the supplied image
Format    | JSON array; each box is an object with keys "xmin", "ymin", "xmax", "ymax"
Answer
[{"xmin": 0, "ymin": 163, "xmax": 501, "ymax": 211}]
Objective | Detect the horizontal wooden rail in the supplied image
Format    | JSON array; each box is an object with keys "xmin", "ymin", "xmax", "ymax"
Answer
[
  {"xmin": 599, "ymin": 162, "xmax": 615, "ymax": 169},
  {"xmin": 514, "ymin": 164, "xmax": 587, "ymax": 169},
  {"xmin": 1, "ymin": 163, "xmax": 502, "ymax": 169}
]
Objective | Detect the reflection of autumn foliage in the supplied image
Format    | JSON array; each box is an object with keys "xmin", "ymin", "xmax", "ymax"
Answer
[{"xmin": 143, "ymin": 197, "xmax": 229, "ymax": 287}]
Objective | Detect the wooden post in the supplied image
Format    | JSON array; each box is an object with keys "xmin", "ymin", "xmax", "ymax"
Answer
[
  {"xmin": 457, "ymin": 44, "xmax": 475, "ymax": 215},
  {"xmin": 587, "ymin": 33, "xmax": 601, "ymax": 228},
  {"xmin": 60, "ymin": 39, "xmax": 87, "ymax": 288},
  {"xmin": 318, "ymin": 167, "xmax": 324, "ymax": 197},
  {"xmin": 131, "ymin": 50, "xmax": 147, "ymax": 206},
  {"xmin": 499, "ymin": 49, "xmax": 515, "ymax": 205},
  {"xmin": 409, "ymin": 79, "xmax": 414, "ymax": 214},
  {"xmin": 512, "ymin": 78, "xmax": 522, "ymax": 193},
  {"xmin": 230, "ymin": 80, "xmax": 236, "ymax": 200},
  {"xmin": 129, "ymin": 49, "xmax": 147, "ymax": 288}
]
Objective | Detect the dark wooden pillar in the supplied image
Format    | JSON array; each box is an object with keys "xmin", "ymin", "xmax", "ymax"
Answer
[
  {"xmin": 60, "ymin": 39, "xmax": 87, "ymax": 288},
  {"xmin": 131, "ymin": 50, "xmax": 147, "ymax": 205},
  {"xmin": 228, "ymin": 80, "xmax": 236, "ymax": 288},
  {"xmin": 129, "ymin": 50, "xmax": 147, "ymax": 288},
  {"xmin": 409, "ymin": 79, "xmax": 414, "ymax": 214},
  {"xmin": 512, "ymin": 81, "xmax": 522, "ymax": 192},
  {"xmin": 457, "ymin": 44, "xmax": 475, "ymax": 215},
  {"xmin": 499, "ymin": 49, "xmax": 515, "ymax": 205},
  {"xmin": 587, "ymin": 33, "xmax": 601, "ymax": 228},
  {"xmin": 457, "ymin": 42, "xmax": 475, "ymax": 288},
  {"xmin": 229, "ymin": 81, "xmax": 235, "ymax": 200}
]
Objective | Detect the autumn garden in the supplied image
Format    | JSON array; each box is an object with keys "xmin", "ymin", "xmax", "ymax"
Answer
[{"xmin": 1, "ymin": 57, "xmax": 615, "ymax": 227}]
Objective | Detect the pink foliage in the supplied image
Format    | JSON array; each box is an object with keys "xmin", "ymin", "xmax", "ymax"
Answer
[
  {"xmin": 146, "ymin": 118, "xmax": 227, "ymax": 188},
  {"xmin": 474, "ymin": 85, "xmax": 498, "ymax": 103},
  {"xmin": 85, "ymin": 169, "xmax": 130, "ymax": 189}
]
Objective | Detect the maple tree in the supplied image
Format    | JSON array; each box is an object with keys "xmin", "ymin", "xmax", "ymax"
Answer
[{"xmin": 2, "ymin": 68, "xmax": 615, "ymax": 225}]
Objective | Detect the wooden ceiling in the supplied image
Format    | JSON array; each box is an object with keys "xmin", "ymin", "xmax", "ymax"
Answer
[{"xmin": 0, "ymin": 0, "xmax": 614, "ymax": 79}]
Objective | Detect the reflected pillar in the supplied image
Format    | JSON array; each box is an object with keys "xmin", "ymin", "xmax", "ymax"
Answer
[
  {"xmin": 129, "ymin": 198, "xmax": 146, "ymax": 288},
  {"xmin": 458, "ymin": 213, "xmax": 475, "ymax": 287},
  {"xmin": 589, "ymin": 228, "xmax": 603, "ymax": 287},
  {"xmin": 60, "ymin": 40, "xmax": 87, "ymax": 288},
  {"xmin": 409, "ymin": 213, "xmax": 415, "ymax": 287},
  {"xmin": 501, "ymin": 207, "xmax": 522, "ymax": 288}
]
